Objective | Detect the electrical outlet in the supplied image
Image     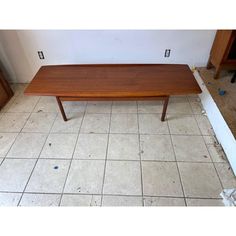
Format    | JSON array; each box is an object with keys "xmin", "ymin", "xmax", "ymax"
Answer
[
  {"xmin": 164, "ymin": 49, "xmax": 171, "ymax": 57},
  {"xmin": 38, "ymin": 51, "xmax": 45, "ymax": 60}
]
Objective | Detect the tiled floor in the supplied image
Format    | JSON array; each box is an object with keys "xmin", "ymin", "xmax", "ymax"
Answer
[{"xmin": 0, "ymin": 84, "xmax": 235, "ymax": 207}]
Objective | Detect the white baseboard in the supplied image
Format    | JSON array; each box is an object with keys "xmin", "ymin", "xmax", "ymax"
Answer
[{"xmin": 194, "ymin": 70, "xmax": 236, "ymax": 175}]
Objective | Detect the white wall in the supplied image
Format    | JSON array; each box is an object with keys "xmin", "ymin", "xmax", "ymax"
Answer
[
  {"xmin": 0, "ymin": 30, "xmax": 216, "ymax": 83},
  {"xmin": 0, "ymin": 30, "xmax": 34, "ymax": 83}
]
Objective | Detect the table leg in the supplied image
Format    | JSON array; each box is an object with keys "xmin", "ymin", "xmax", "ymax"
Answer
[
  {"xmin": 56, "ymin": 96, "xmax": 67, "ymax": 121},
  {"xmin": 206, "ymin": 58, "xmax": 213, "ymax": 69},
  {"xmin": 161, "ymin": 96, "xmax": 169, "ymax": 122},
  {"xmin": 231, "ymin": 72, "xmax": 236, "ymax": 83},
  {"xmin": 214, "ymin": 66, "xmax": 221, "ymax": 79}
]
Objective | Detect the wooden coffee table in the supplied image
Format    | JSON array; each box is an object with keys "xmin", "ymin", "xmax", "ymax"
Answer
[{"xmin": 24, "ymin": 64, "xmax": 201, "ymax": 121}]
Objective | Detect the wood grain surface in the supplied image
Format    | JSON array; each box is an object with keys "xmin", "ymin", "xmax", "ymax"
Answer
[{"xmin": 24, "ymin": 64, "xmax": 201, "ymax": 97}]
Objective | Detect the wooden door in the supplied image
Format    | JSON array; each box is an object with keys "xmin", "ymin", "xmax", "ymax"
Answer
[{"xmin": 0, "ymin": 70, "xmax": 13, "ymax": 109}]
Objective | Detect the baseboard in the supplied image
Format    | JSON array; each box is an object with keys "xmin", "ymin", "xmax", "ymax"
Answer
[{"xmin": 194, "ymin": 70, "xmax": 236, "ymax": 176}]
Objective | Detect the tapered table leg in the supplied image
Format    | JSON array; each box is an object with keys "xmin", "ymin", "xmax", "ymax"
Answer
[
  {"xmin": 56, "ymin": 96, "xmax": 67, "ymax": 121},
  {"xmin": 161, "ymin": 96, "xmax": 169, "ymax": 122},
  {"xmin": 231, "ymin": 72, "xmax": 236, "ymax": 83}
]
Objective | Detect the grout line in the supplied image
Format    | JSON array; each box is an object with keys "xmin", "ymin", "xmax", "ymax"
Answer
[
  {"xmin": 16, "ymin": 102, "xmax": 58, "ymax": 207},
  {"xmin": 2, "ymin": 156, "xmax": 227, "ymax": 164},
  {"xmin": 58, "ymin": 101, "xmax": 88, "ymax": 206},
  {"xmin": 19, "ymin": 95, "xmax": 43, "ymax": 132},
  {"xmin": 2, "ymin": 111, "xmax": 201, "ymax": 115},
  {"xmin": 136, "ymin": 101, "xmax": 144, "ymax": 206},
  {"xmin": 0, "ymin": 190, "xmax": 224, "ymax": 201},
  {"xmin": 0, "ymin": 130, "xmax": 222, "ymax": 136},
  {"xmin": 100, "ymin": 102, "xmax": 113, "ymax": 206},
  {"xmin": 166, "ymin": 118, "xmax": 187, "ymax": 206},
  {"xmin": 4, "ymin": 111, "xmax": 59, "ymax": 114},
  {"xmin": 49, "ymin": 112, "xmax": 60, "ymax": 133},
  {"xmin": 1, "ymin": 132, "xmax": 20, "ymax": 162}
]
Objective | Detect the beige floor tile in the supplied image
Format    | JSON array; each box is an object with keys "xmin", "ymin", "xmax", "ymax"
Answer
[
  {"xmin": 195, "ymin": 115, "xmax": 215, "ymax": 136},
  {"xmin": 187, "ymin": 94, "xmax": 198, "ymax": 99},
  {"xmin": 202, "ymin": 136, "xmax": 227, "ymax": 163},
  {"xmin": 63, "ymin": 101, "xmax": 86, "ymax": 113},
  {"xmin": 137, "ymin": 101, "xmax": 163, "ymax": 113},
  {"xmin": 74, "ymin": 134, "xmax": 108, "ymax": 159},
  {"xmin": 207, "ymin": 144, "xmax": 227, "ymax": 163},
  {"xmin": 0, "ymin": 84, "xmax": 25, "ymax": 112},
  {"xmin": 140, "ymin": 135, "xmax": 175, "ymax": 161},
  {"xmin": 172, "ymin": 135, "xmax": 211, "ymax": 162},
  {"xmin": 60, "ymin": 194, "xmax": 101, "ymax": 206},
  {"xmin": 170, "ymin": 96, "xmax": 188, "ymax": 101},
  {"xmin": 178, "ymin": 162, "xmax": 222, "ymax": 198},
  {"xmin": 33, "ymin": 96, "xmax": 59, "ymax": 113},
  {"xmin": 168, "ymin": 114, "xmax": 201, "ymax": 135},
  {"xmin": 103, "ymin": 161, "xmax": 142, "ymax": 195},
  {"xmin": 0, "ymin": 159, "xmax": 36, "ymax": 192},
  {"xmin": 186, "ymin": 198, "xmax": 224, "ymax": 206},
  {"xmin": 0, "ymin": 96, "xmax": 16, "ymax": 113},
  {"xmin": 19, "ymin": 193, "xmax": 61, "ymax": 206},
  {"xmin": 188, "ymin": 97, "xmax": 203, "ymax": 114},
  {"xmin": 86, "ymin": 101, "xmax": 112, "ymax": 113},
  {"xmin": 0, "ymin": 84, "xmax": 229, "ymax": 207},
  {"xmin": 64, "ymin": 160, "xmax": 105, "ymax": 194},
  {"xmin": 7, "ymin": 95, "xmax": 40, "ymax": 113},
  {"xmin": 0, "ymin": 113, "xmax": 30, "ymax": 132},
  {"xmin": 144, "ymin": 196, "xmax": 185, "ymax": 206},
  {"xmin": 142, "ymin": 162, "xmax": 183, "ymax": 197},
  {"xmin": 168, "ymin": 98, "xmax": 193, "ymax": 114},
  {"xmin": 138, "ymin": 114, "xmax": 169, "ymax": 134},
  {"xmin": 26, "ymin": 159, "xmax": 70, "ymax": 193},
  {"xmin": 7, "ymin": 133, "xmax": 47, "ymax": 158},
  {"xmin": 0, "ymin": 193, "xmax": 22, "ymax": 206},
  {"xmin": 215, "ymin": 163, "xmax": 236, "ymax": 189},
  {"xmin": 40, "ymin": 133, "xmax": 77, "ymax": 159},
  {"xmin": 189, "ymin": 102, "xmax": 203, "ymax": 114},
  {"xmin": 202, "ymin": 135, "xmax": 218, "ymax": 145},
  {"xmin": 107, "ymin": 134, "xmax": 139, "ymax": 160},
  {"xmin": 110, "ymin": 114, "xmax": 138, "ymax": 134},
  {"xmin": 0, "ymin": 133, "xmax": 18, "ymax": 157},
  {"xmin": 112, "ymin": 101, "xmax": 137, "ymax": 113},
  {"xmin": 22, "ymin": 112, "xmax": 57, "ymax": 133},
  {"xmin": 187, "ymin": 96, "xmax": 199, "ymax": 101},
  {"xmin": 51, "ymin": 113, "xmax": 83, "ymax": 133},
  {"xmin": 102, "ymin": 195, "xmax": 143, "ymax": 206},
  {"xmin": 80, "ymin": 113, "xmax": 110, "ymax": 133}
]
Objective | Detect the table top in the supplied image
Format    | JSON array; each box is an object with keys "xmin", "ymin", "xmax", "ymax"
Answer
[{"xmin": 24, "ymin": 64, "xmax": 201, "ymax": 97}]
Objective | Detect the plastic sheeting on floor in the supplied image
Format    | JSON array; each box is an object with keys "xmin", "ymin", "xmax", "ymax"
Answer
[{"xmin": 220, "ymin": 189, "xmax": 236, "ymax": 206}]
